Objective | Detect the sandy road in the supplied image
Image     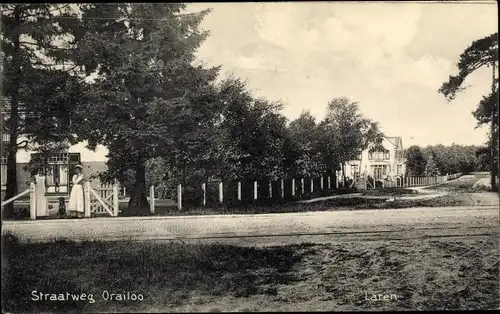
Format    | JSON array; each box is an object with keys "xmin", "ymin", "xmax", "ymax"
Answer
[{"xmin": 3, "ymin": 205, "xmax": 498, "ymax": 246}]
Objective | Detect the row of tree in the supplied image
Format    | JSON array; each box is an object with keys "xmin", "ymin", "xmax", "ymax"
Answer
[
  {"xmin": 405, "ymin": 144, "xmax": 489, "ymax": 176},
  {"xmin": 1, "ymin": 3, "xmax": 385, "ymax": 216}
]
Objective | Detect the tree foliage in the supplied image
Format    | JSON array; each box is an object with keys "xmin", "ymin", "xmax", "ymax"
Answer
[
  {"xmin": 405, "ymin": 145, "xmax": 426, "ymax": 176},
  {"xmin": 1, "ymin": 4, "xmax": 83, "ymax": 215},
  {"xmin": 321, "ymin": 97, "xmax": 384, "ymax": 181},
  {"xmin": 424, "ymin": 153, "xmax": 440, "ymax": 176},
  {"xmin": 70, "ymin": 3, "xmax": 220, "ymax": 215}
]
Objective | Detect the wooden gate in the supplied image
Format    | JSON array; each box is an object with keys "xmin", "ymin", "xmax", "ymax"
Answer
[{"xmin": 84, "ymin": 182, "xmax": 119, "ymax": 217}]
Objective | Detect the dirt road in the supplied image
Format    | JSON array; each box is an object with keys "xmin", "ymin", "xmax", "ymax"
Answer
[{"xmin": 3, "ymin": 205, "xmax": 498, "ymax": 246}]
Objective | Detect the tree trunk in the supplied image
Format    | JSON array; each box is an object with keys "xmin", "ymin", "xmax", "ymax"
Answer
[
  {"xmin": 125, "ymin": 162, "xmax": 150, "ymax": 216},
  {"xmin": 3, "ymin": 9, "xmax": 22, "ymax": 218}
]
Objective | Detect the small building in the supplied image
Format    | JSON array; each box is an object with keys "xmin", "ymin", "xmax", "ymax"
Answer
[
  {"xmin": 1, "ymin": 133, "xmax": 108, "ymax": 198},
  {"xmin": 344, "ymin": 136, "xmax": 406, "ymax": 180}
]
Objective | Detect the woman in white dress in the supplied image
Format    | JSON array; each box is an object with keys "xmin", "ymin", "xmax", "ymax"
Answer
[
  {"xmin": 34, "ymin": 168, "xmax": 48, "ymax": 217},
  {"xmin": 68, "ymin": 165, "xmax": 85, "ymax": 218}
]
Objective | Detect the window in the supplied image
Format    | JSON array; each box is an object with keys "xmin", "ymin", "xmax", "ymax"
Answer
[
  {"xmin": 351, "ymin": 165, "xmax": 359, "ymax": 177},
  {"xmin": 29, "ymin": 153, "xmax": 79, "ymax": 194},
  {"xmin": 369, "ymin": 150, "xmax": 389, "ymax": 160},
  {"xmin": 395, "ymin": 150, "xmax": 403, "ymax": 161},
  {"xmin": 397, "ymin": 165, "xmax": 403, "ymax": 175},
  {"xmin": 384, "ymin": 151, "xmax": 390, "ymax": 160}
]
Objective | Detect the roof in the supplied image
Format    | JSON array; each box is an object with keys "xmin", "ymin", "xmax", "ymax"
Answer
[{"xmin": 384, "ymin": 136, "xmax": 403, "ymax": 150}]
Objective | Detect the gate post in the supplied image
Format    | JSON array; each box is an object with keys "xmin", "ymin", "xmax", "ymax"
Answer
[
  {"xmin": 150, "ymin": 185, "xmax": 155, "ymax": 214},
  {"xmin": 292, "ymin": 178, "xmax": 295, "ymax": 197},
  {"xmin": 310, "ymin": 178, "xmax": 314, "ymax": 193},
  {"xmin": 84, "ymin": 182, "xmax": 91, "ymax": 218},
  {"xmin": 237, "ymin": 181, "xmax": 242, "ymax": 201},
  {"xmin": 219, "ymin": 182, "xmax": 223, "ymax": 204},
  {"xmin": 281, "ymin": 179, "xmax": 284, "ymax": 199},
  {"xmin": 29, "ymin": 182, "xmax": 36, "ymax": 220},
  {"xmin": 269, "ymin": 181, "xmax": 272, "ymax": 199},
  {"xmin": 301, "ymin": 178, "xmax": 305, "ymax": 195},
  {"xmin": 202, "ymin": 183, "xmax": 206, "ymax": 206},
  {"xmin": 328, "ymin": 176, "xmax": 331, "ymax": 189},
  {"xmin": 113, "ymin": 181, "xmax": 119, "ymax": 217},
  {"xmin": 177, "ymin": 184, "xmax": 182, "ymax": 210},
  {"xmin": 253, "ymin": 181, "xmax": 258, "ymax": 200},
  {"xmin": 321, "ymin": 176, "xmax": 324, "ymax": 190}
]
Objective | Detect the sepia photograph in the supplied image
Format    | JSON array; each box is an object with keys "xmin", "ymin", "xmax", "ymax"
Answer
[{"xmin": 1, "ymin": 1, "xmax": 499, "ymax": 312}]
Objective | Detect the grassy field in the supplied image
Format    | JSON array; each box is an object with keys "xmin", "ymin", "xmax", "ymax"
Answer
[
  {"xmin": 2, "ymin": 233, "xmax": 498, "ymax": 312},
  {"xmin": 361, "ymin": 188, "xmax": 417, "ymax": 197}
]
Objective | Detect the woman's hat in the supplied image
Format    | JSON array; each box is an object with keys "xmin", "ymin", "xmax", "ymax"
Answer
[{"xmin": 75, "ymin": 164, "xmax": 83, "ymax": 170}]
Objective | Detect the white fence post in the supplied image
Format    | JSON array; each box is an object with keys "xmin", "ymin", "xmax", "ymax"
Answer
[
  {"xmin": 84, "ymin": 182, "xmax": 91, "ymax": 218},
  {"xmin": 292, "ymin": 178, "xmax": 295, "ymax": 197},
  {"xmin": 254, "ymin": 181, "xmax": 258, "ymax": 200},
  {"xmin": 113, "ymin": 181, "xmax": 119, "ymax": 217},
  {"xmin": 202, "ymin": 183, "xmax": 206, "ymax": 206},
  {"xmin": 310, "ymin": 178, "xmax": 314, "ymax": 193},
  {"xmin": 123, "ymin": 186, "xmax": 126, "ymax": 197},
  {"xmin": 335, "ymin": 174, "xmax": 339, "ymax": 189},
  {"xmin": 29, "ymin": 182, "xmax": 36, "ymax": 220},
  {"xmin": 219, "ymin": 182, "xmax": 223, "ymax": 204},
  {"xmin": 321, "ymin": 176, "xmax": 324, "ymax": 190},
  {"xmin": 269, "ymin": 181, "xmax": 272, "ymax": 198},
  {"xmin": 281, "ymin": 179, "xmax": 284, "ymax": 199},
  {"xmin": 301, "ymin": 178, "xmax": 305, "ymax": 195},
  {"xmin": 237, "ymin": 181, "xmax": 242, "ymax": 201},
  {"xmin": 149, "ymin": 185, "xmax": 155, "ymax": 214},
  {"xmin": 328, "ymin": 176, "xmax": 331, "ymax": 189},
  {"xmin": 177, "ymin": 184, "xmax": 182, "ymax": 210}
]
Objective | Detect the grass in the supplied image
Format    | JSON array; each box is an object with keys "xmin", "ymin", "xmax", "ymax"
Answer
[
  {"xmin": 361, "ymin": 188, "xmax": 417, "ymax": 197},
  {"xmin": 424, "ymin": 173, "xmax": 487, "ymax": 192},
  {"xmin": 354, "ymin": 195, "xmax": 472, "ymax": 209},
  {"xmin": 2, "ymin": 233, "xmax": 498, "ymax": 312},
  {"xmin": 152, "ymin": 197, "xmax": 386, "ymax": 216}
]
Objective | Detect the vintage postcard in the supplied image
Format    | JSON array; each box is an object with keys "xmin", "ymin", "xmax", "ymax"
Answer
[{"xmin": 1, "ymin": 1, "xmax": 498, "ymax": 312}]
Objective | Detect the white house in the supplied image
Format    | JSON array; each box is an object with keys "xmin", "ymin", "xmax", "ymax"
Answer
[{"xmin": 344, "ymin": 136, "xmax": 406, "ymax": 180}]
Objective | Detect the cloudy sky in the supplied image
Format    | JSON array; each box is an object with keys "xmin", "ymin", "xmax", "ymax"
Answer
[{"xmin": 187, "ymin": 1, "xmax": 498, "ymax": 148}]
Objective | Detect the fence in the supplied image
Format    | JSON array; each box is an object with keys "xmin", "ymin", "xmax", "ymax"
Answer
[
  {"xmin": 159, "ymin": 173, "xmax": 345, "ymax": 210},
  {"xmin": 1, "ymin": 181, "xmax": 119, "ymax": 220},
  {"xmin": 356, "ymin": 173, "xmax": 462, "ymax": 189},
  {"xmin": 85, "ymin": 181, "xmax": 119, "ymax": 217}
]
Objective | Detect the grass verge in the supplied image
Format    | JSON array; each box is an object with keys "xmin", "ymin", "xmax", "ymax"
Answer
[{"xmin": 2, "ymin": 233, "xmax": 498, "ymax": 312}]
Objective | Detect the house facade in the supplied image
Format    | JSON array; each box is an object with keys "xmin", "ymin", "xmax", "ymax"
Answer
[
  {"xmin": 1, "ymin": 133, "xmax": 108, "ymax": 198},
  {"xmin": 343, "ymin": 136, "xmax": 406, "ymax": 180}
]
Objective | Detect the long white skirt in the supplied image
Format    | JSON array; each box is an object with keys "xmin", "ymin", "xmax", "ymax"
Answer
[
  {"xmin": 68, "ymin": 184, "xmax": 84, "ymax": 213},
  {"xmin": 35, "ymin": 184, "xmax": 48, "ymax": 217}
]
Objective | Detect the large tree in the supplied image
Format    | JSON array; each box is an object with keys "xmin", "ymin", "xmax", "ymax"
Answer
[
  {"xmin": 1, "ymin": 4, "xmax": 82, "ymax": 216},
  {"xmin": 287, "ymin": 111, "xmax": 324, "ymax": 178},
  {"xmin": 321, "ymin": 97, "xmax": 384, "ymax": 183},
  {"xmin": 214, "ymin": 77, "xmax": 287, "ymax": 182},
  {"xmin": 405, "ymin": 145, "xmax": 426, "ymax": 176},
  {"xmin": 439, "ymin": 32, "xmax": 498, "ymax": 190},
  {"xmin": 71, "ymin": 3, "xmax": 220, "ymax": 215}
]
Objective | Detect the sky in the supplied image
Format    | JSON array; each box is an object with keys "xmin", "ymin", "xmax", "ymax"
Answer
[{"xmin": 186, "ymin": 1, "xmax": 498, "ymax": 148}]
